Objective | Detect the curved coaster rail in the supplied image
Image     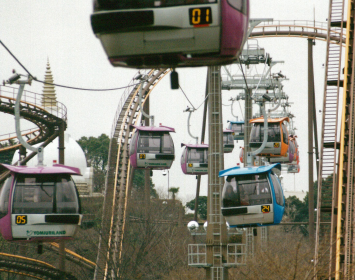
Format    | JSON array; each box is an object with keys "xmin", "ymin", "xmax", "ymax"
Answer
[
  {"xmin": 94, "ymin": 68, "xmax": 170, "ymax": 280},
  {"xmin": 0, "ymin": 85, "xmax": 67, "ymax": 152},
  {"xmin": 250, "ymin": 20, "xmax": 346, "ymax": 45},
  {"xmin": 0, "ymin": 252, "xmax": 77, "ymax": 280}
]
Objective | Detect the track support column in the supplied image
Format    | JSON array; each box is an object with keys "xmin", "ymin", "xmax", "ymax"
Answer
[
  {"xmin": 206, "ymin": 66, "xmax": 228, "ymax": 280},
  {"xmin": 58, "ymin": 121, "xmax": 66, "ymax": 272},
  {"xmin": 58, "ymin": 121, "xmax": 65, "ymax": 164},
  {"xmin": 244, "ymin": 88, "xmax": 253, "ymax": 155},
  {"xmin": 307, "ymin": 38, "xmax": 315, "ymax": 247}
]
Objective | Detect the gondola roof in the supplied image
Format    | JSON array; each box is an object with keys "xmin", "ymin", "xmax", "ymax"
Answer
[
  {"xmin": 228, "ymin": 120, "xmax": 244, "ymax": 124},
  {"xmin": 131, "ymin": 124, "xmax": 175, "ymax": 132},
  {"xmin": 219, "ymin": 163, "xmax": 281, "ymax": 177},
  {"xmin": 0, "ymin": 164, "xmax": 82, "ymax": 176},
  {"xmin": 181, "ymin": 143, "xmax": 209, "ymax": 148},
  {"xmin": 249, "ymin": 117, "xmax": 289, "ymax": 124}
]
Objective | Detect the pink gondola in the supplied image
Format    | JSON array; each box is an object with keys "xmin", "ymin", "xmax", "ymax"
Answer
[
  {"xmin": 181, "ymin": 143, "xmax": 208, "ymax": 175},
  {"xmin": 0, "ymin": 164, "xmax": 82, "ymax": 242},
  {"xmin": 91, "ymin": 0, "xmax": 249, "ymax": 69},
  {"xmin": 129, "ymin": 125, "xmax": 175, "ymax": 170}
]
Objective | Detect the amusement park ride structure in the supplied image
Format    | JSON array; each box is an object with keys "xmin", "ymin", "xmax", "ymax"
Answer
[{"xmin": 1, "ymin": 4, "xmax": 355, "ymax": 279}]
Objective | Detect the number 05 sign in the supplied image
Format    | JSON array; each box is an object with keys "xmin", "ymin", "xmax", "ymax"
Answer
[{"xmin": 15, "ymin": 215, "xmax": 27, "ymax": 225}]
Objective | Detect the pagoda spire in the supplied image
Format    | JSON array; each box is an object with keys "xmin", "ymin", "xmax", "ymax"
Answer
[{"xmin": 41, "ymin": 59, "xmax": 57, "ymax": 108}]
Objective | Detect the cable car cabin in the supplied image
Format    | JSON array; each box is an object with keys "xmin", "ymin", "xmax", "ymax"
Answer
[
  {"xmin": 220, "ymin": 163, "xmax": 285, "ymax": 228},
  {"xmin": 287, "ymin": 163, "xmax": 300, "ymax": 173},
  {"xmin": 287, "ymin": 135, "xmax": 300, "ymax": 173},
  {"xmin": 268, "ymin": 135, "xmax": 296, "ymax": 164},
  {"xmin": 90, "ymin": 0, "xmax": 249, "ymax": 69},
  {"xmin": 239, "ymin": 147, "xmax": 244, "ymax": 163},
  {"xmin": 0, "ymin": 164, "xmax": 82, "ymax": 242},
  {"xmin": 223, "ymin": 129, "xmax": 234, "ymax": 153},
  {"xmin": 129, "ymin": 125, "xmax": 175, "ymax": 170},
  {"xmin": 181, "ymin": 143, "xmax": 208, "ymax": 175},
  {"xmin": 227, "ymin": 120, "xmax": 244, "ymax": 141},
  {"xmin": 249, "ymin": 117, "xmax": 290, "ymax": 158}
]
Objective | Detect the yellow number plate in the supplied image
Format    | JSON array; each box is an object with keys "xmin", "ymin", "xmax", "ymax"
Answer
[
  {"xmin": 261, "ymin": 205, "xmax": 270, "ymax": 213},
  {"xmin": 189, "ymin": 7, "xmax": 212, "ymax": 26},
  {"xmin": 15, "ymin": 215, "xmax": 27, "ymax": 225}
]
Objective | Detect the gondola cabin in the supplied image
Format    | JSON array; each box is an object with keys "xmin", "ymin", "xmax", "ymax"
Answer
[
  {"xmin": 223, "ymin": 129, "xmax": 234, "ymax": 153},
  {"xmin": 0, "ymin": 164, "xmax": 82, "ymax": 242},
  {"xmin": 227, "ymin": 120, "xmax": 244, "ymax": 141},
  {"xmin": 287, "ymin": 135, "xmax": 300, "ymax": 173},
  {"xmin": 181, "ymin": 143, "xmax": 208, "ymax": 175},
  {"xmin": 129, "ymin": 125, "xmax": 175, "ymax": 170},
  {"xmin": 239, "ymin": 147, "xmax": 244, "ymax": 164},
  {"xmin": 90, "ymin": 0, "xmax": 249, "ymax": 69},
  {"xmin": 220, "ymin": 163, "xmax": 285, "ymax": 227},
  {"xmin": 239, "ymin": 147, "xmax": 258, "ymax": 166},
  {"xmin": 268, "ymin": 135, "xmax": 296, "ymax": 164},
  {"xmin": 287, "ymin": 163, "xmax": 300, "ymax": 173},
  {"xmin": 249, "ymin": 117, "xmax": 290, "ymax": 158}
]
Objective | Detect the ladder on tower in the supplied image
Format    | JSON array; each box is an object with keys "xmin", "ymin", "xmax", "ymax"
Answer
[
  {"xmin": 314, "ymin": 0, "xmax": 345, "ymax": 278},
  {"xmin": 334, "ymin": 0, "xmax": 355, "ymax": 278}
]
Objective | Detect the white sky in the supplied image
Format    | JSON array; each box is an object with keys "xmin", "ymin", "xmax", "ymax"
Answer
[{"xmin": 0, "ymin": 1, "xmax": 330, "ymax": 204}]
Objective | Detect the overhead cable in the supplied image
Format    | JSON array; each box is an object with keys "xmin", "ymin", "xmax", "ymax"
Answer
[{"xmin": 0, "ymin": 40, "xmax": 138, "ymax": 92}]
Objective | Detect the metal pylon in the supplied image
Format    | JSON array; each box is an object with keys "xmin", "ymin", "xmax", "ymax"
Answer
[{"xmin": 206, "ymin": 66, "xmax": 229, "ymax": 280}]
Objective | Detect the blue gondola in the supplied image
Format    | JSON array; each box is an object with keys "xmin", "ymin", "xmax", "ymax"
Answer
[
  {"xmin": 227, "ymin": 120, "xmax": 244, "ymax": 141},
  {"xmin": 219, "ymin": 163, "xmax": 285, "ymax": 227}
]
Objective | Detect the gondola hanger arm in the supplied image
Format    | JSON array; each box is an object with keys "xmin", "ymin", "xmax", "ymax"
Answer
[{"xmin": 4, "ymin": 71, "xmax": 44, "ymax": 166}]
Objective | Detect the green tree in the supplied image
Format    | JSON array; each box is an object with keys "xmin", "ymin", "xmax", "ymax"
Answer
[
  {"xmin": 77, "ymin": 134, "xmax": 110, "ymax": 171},
  {"xmin": 285, "ymin": 195, "xmax": 308, "ymax": 222},
  {"xmin": 0, "ymin": 149, "xmax": 15, "ymax": 164},
  {"xmin": 186, "ymin": 196, "xmax": 207, "ymax": 220},
  {"xmin": 77, "ymin": 134, "xmax": 110, "ymax": 192},
  {"xmin": 169, "ymin": 187, "xmax": 179, "ymax": 200},
  {"xmin": 132, "ymin": 169, "xmax": 158, "ymax": 199},
  {"xmin": 284, "ymin": 174, "xmax": 334, "ymax": 236}
]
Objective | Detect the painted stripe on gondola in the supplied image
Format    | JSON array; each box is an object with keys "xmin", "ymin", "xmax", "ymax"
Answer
[{"xmin": 144, "ymin": 163, "xmax": 168, "ymax": 166}]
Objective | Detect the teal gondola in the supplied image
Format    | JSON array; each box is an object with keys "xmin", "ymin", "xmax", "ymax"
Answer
[{"xmin": 219, "ymin": 163, "xmax": 285, "ymax": 227}]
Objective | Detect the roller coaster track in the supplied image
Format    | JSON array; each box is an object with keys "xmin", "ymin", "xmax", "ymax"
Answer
[
  {"xmin": 0, "ymin": 252, "xmax": 77, "ymax": 280},
  {"xmin": 249, "ymin": 20, "xmax": 346, "ymax": 45},
  {"xmin": 94, "ymin": 68, "xmax": 170, "ymax": 280},
  {"xmin": 46, "ymin": 242, "xmax": 96, "ymax": 271},
  {"xmin": 0, "ymin": 241, "xmax": 96, "ymax": 279},
  {"xmin": 0, "ymin": 85, "xmax": 67, "ymax": 153}
]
